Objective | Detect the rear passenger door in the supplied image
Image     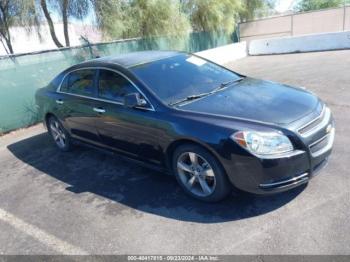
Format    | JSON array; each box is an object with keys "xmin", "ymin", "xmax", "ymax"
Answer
[{"xmin": 57, "ymin": 69, "xmax": 101, "ymax": 144}]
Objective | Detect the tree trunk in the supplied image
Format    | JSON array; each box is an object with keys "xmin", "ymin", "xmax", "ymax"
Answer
[
  {"xmin": 0, "ymin": 2, "xmax": 14, "ymax": 54},
  {"xmin": 0, "ymin": 37, "xmax": 10, "ymax": 54},
  {"xmin": 62, "ymin": 0, "xmax": 70, "ymax": 47},
  {"xmin": 40, "ymin": 0, "xmax": 63, "ymax": 48},
  {"xmin": 3, "ymin": 25, "xmax": 13, "ymax": 54},
  {"xmin": 4, "ymin": 35, "xmax": 13, "ymax": 54}
]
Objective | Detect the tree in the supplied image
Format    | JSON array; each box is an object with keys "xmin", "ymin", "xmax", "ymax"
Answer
[
  {"xmin": 182, "ymin": 0, "xmax": 273, "ymax": 33},
  {"xmin": 128, "ymin": 0, "xmax": 191, "ymax": 38},
  {"xmin": 40, "ymin": 0, "xmax": 90, "ymax": 48},
  {"xmin": 40, "ymin": 0, "xmax": 63, "ymax": 47},
  {"xmin": 91, "ymin": 0, "xmax": 129, "ymax": 40},
  {"xmin": 0, "ymin": 0, "xmax": 39, "ymax": 54},
  {"xmin": 57, "ymin": 0, "xmax": 90, "ymax": 46},
  {"xmin": 0, "ymin": 0, "xmax": 15, "ymax": 54},
  {"xmin": 294, "ymin": 0, "xmax": 350, "ymax": 12},
  {"xmin": 93, "ymin": 0, "xmax": 191, "ymax": 40},
  {"xmin": 239, "ymin": 0, "xmax": 276, "ymax": 22},
  {"xmin": 183, "ymin": 0, "xmax": 242, "ymax": 33}
]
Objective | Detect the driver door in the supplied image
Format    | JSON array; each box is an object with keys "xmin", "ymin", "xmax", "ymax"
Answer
[{"xmin": 93, "ymin": 69, "xmax": 162, "ymax": 164}]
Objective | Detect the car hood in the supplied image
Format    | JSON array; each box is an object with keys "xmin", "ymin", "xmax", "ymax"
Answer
[{"xmin": 178, "ymin": 78, "xmax": 321, "ymax": 125}]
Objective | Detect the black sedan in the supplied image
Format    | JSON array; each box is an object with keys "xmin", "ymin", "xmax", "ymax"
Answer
[{"xmin": 35, "ymin": 51, "xmax": 335, "ymax": 202}]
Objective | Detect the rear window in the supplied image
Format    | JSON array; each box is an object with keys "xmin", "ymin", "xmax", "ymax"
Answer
[{"xmin": 60, "ymin": 69, "xmax": 95, "ymax": 97}]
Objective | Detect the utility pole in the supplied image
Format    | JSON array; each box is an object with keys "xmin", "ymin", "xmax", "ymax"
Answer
[{"xmin": 343, "ymin": 0, "xmax": 346, "ymax": 31}]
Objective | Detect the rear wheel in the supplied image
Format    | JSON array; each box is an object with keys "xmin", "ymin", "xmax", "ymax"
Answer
[
  {"xmin": 48, "ymin": 116, "xmax": 71, "ymax": 151},
  {"xmin": 172, "ymin": 144, "xmax": 232, "ymax": 202}
]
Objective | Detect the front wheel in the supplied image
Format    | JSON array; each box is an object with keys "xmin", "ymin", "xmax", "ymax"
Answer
[
  {"xmin": 172, "ymin": 144, "xmax": 232, "ymax": 202},
  {"xmin": 48, "ymin": 116, "xmax": 71, "ymax": 151}
]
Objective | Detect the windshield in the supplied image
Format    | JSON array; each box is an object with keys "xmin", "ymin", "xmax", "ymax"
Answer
[{"xmin": 130, "ymin": 54, "xmax": 242, "ymax": 105}]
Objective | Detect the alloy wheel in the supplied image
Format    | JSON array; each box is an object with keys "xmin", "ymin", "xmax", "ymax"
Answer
[
  {"xmin": 177, "ymin": 152, "xmax": 216, "ymax": 197},
  {"xmin": 50, "ymin": 119, "xmax": 67, "ymax": 149}
]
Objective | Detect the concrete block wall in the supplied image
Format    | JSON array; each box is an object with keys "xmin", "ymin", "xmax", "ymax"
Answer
[
  {"xmin": 239, "ymin": 6, "xmax": 350, "ymax": 42},
  {"xmin": 292, "ymin": 8, "xmax": 344, "ymax": 35},
  {"xmin": 239, "ymin": 16, "xmax": 292, "ymax": 42}
]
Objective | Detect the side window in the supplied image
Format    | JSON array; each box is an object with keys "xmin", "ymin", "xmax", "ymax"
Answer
[
  {"xmin": 64, "ymin": 69, "xmax": 95, "ymax": 96},
  {"xmin": 98, "ymin": 69, "xmax": 136, "ymax": 102}
]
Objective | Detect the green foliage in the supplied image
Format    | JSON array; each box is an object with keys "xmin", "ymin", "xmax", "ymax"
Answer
[
  {"xmin": 239, "ymin": 0, "xmax": 276, "ymax": 21},
  {"xmin": 128, "ymin": 0, "xmax": 191, "ymax": 37},
  {"xmin": 183, "ymin": 0, "xmax": 242, "ymax": 33},
  {"xmin": 93, "ymin": 0, "xmax": 191, "ymax": 40},
  {"xmin": 94, "ymin": 0, "xmax": 272, "ymax": 39},
  {"xmin": 92, "ymin": 0, "xmax": 128, "ymax": 40},
  {"xmin": 294, "ymin": 0, "xmax": 350, "ymax": 12},
  {"xmin": 181, "ymin": 0, "xmax": 274, "ymax": 33},
  {"xmin": 2, "ymin": 0, "xmax": 272, "ymax": 52}
]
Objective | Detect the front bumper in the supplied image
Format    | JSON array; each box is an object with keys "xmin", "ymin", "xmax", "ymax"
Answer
[
  {"xmin": 257, "ymin": 154, "xmax": 329, "ymax": 193},
  {"xmin": 221, "ymin": 116, "xmax": 335, "ymax": 195}
]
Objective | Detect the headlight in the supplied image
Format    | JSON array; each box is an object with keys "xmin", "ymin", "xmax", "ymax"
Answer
[{"xmin": 231, "ymin": 131, "xmax": 293, "ymax": 156}]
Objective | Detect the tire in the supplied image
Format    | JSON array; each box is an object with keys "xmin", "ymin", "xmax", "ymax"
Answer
[
  {"xmin": 48, "ymin": 116, "xmax": 72, "ymax": 152},
  {"xmin": 172, "ymin": 144, "xmax": 232, "ymax": 202}
]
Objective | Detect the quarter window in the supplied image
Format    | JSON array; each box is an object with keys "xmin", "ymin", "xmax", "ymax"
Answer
[
  {"xmin": 63, "ymin": 69, "xmax": 95, "ymax": 96},
  {"xmin": 98, "ymin": 70, "xmax": 136, "ymax": 102}
]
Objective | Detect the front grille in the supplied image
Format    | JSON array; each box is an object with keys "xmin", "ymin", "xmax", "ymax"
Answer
[
  {"xmin": 297, "ymin": 105, "xmax": 334, "ymax": 157},
  {"xmin": 308, "ymin": 127, "xmax": 335, "ymax": 157},
  {"xmin": 310, "ymin": 135, "xmax": 329, "ymax": 154},
  {"xmin": 298, "ymin": 106, "xmax": 327, "ymax": 136},
  {"xmin": 298, "ymin": 111, "xmax": 324, "ymax": 134}
]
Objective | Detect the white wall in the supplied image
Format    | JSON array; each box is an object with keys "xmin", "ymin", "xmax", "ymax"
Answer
[
  {"xmin": 195, "ymin": 42, "xmax": 247, "ymax": 64},
  {"xmin": 0, "ymin": 23, "xmax": 101, "ymax": 56},
  {"xmin": 249, "ymin": 31, "xmax": 350, "ymax": 55}
]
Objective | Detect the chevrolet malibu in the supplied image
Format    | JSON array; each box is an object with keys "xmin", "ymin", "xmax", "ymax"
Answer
[{"xmin": 35, "ymin": 51, "xmax": 335, "ymax": 202}]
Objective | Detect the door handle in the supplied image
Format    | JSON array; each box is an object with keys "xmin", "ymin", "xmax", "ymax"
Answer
[
  {"xmin": 93, "ymin": 107, "xmax": 106, "ymax": 113},
  {"xmin": 56, "ymin": 99, "xmax": 64, "ymax": 105}
]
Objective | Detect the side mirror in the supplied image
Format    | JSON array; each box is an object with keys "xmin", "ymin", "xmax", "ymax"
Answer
[{"xmin": 124, "ymin": 93, "xmax": 148, "ymax": 108}]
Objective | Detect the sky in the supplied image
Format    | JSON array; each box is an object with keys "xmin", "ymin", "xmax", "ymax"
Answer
[{"xmin": 274, "ymin": 0, "xmax": 297, "ymax": 12}]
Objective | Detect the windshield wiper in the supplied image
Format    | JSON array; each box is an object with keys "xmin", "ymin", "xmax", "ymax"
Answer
[
  {"xmin": 168, "ymin": 77, "xmax": 245, "ymax": 107},
  {"xmin": 216, "ymin": 77, "xmax": 244, "ymax": 90},
  {"xmin": 168, "ymin": 92, "xmax": 211, "ymax": 106}
]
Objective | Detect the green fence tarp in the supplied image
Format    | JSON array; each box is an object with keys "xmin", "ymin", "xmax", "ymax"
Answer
[{"xmin": 0, "ymin": 31, "xmax": 236, "ymax": 133}]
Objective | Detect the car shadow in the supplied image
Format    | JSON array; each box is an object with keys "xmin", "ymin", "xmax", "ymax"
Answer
[{"xmin": 7, "ymin": 133, "xmax": 306, "ymax": 223}]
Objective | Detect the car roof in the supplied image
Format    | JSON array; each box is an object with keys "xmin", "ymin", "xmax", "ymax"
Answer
[{"xmin": 82, "ymin": 50, "xmax": 184, "ymax": 68}]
